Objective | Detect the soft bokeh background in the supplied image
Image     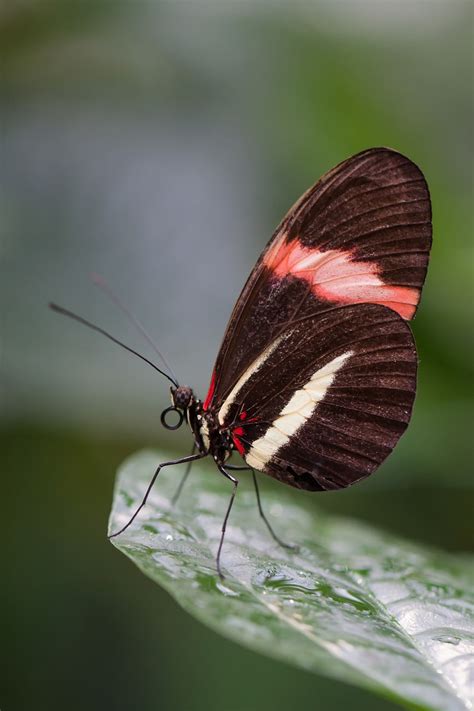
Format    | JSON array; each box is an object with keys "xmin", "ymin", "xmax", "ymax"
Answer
[{"xmin": 2, "ymin": 2, "xmax": 473, "ymax": 710}]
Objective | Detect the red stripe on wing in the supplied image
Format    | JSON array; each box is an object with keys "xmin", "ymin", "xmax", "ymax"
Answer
[
  {"xmin": 263, "ymin": 236, "xmax": 418, "ymax": 319},
  {"xmin": 203, "ymin": 370, "xmax": 216, "ymax": 411}
]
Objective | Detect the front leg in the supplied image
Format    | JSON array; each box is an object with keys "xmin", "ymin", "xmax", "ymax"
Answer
[
  {"xmin": 171, "ymin": 442, "xmax": 197, "ymax": 506},
  {"xmin": 109, "ymin": 451, "xmax": 207, "ymax": 538}
]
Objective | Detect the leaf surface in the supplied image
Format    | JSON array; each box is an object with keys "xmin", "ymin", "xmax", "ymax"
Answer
[{"xmin": 110, "ymin": 450, "xmax": 474, "ymax": 711}]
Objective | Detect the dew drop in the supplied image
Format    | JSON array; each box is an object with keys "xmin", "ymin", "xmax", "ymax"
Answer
[
  {"xmin": 165, "ymin": 534, "xmax": 173, "ymax": 542},
  {"xmin": 436, "ymin": 635, "xmax": 461, "ymax": 645}
]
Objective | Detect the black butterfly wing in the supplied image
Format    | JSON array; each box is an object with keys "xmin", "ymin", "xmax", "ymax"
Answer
[
  {"xmin": 204, "ymin": 148, "xmax": 431, "ymax": 412},
  {"xmin": 216, "ymin": 303, "xmax": 417, "ymax": 491}
]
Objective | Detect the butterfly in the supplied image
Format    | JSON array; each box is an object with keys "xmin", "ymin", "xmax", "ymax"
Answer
[{"xmin": 51, "ymin": 147, "xmax": 432, "ymax": 578}]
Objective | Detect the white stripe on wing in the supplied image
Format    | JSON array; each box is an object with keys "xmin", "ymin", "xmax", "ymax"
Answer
[
  {"xmin": 245, "ymin": 350, "xmax": 353, "ymax": 471},
  {"xmin": 218, "ymin": 335, "xmax": 285, "ymax": 425}
]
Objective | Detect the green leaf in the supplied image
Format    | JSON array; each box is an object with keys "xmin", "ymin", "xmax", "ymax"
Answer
[{"xmin": 109, "ymin": 450, "xmax": 473, "ymax": 711}]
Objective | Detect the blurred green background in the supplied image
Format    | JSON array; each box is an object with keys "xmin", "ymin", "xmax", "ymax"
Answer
[{"xmin": 2, "ymin": 2, "xmax": 473, "ymax": 710}]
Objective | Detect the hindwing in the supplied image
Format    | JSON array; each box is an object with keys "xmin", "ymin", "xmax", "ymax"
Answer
[{"xmin": 216, "ymin": 303, "xmax": 417, "ymax": 490}]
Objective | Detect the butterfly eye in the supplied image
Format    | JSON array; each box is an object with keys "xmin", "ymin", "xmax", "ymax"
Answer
[{"xmin": 160, "ymin": 406, "xmax": 185, "ymax": 431}]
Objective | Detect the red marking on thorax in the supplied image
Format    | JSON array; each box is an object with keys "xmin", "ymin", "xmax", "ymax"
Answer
[
  {"xmin": 231, "ymin": 415, "xmax": 259, "ymax": 455},
  {"xmin": 264, "ymin": 235, "xmax": 418, "ymax": 319},
  {"xmin": 232, "ymin": 433, "xmax": 246, "ymax": 456},
  {"xmin": 203, "ymin": 371, "xmax": 216, "ymax": 411}
]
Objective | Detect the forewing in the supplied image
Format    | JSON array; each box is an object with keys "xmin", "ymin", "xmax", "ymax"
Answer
[
  {"xmin": 205, "ymin": 148, "xmax": 430, "ymax": 411},
  {"xmin": 218, "ymin": 303, "xmax": 417, "ymax": 491}
]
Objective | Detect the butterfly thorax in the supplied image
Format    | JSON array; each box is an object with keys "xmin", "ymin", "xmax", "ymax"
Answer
[
  {"xmin": 195, "ymin": 408, "xmax": 233, "ymax": 464},
  {"xmin": 169, "ymin": 386, "xmax": 232, "ymax": 464}
]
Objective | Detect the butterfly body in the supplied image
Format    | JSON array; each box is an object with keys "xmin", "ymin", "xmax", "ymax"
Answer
[{"xmin": 164, "ymin": 387, "xmax": 238, "ymax": 465}]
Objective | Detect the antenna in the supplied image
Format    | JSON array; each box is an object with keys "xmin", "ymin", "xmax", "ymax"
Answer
[
  {"xmin": 91, "ymin": 273, "xmax": 179, "ymax": 386},
  {"xmin": 49, "ymin": 302, "xmax": 179, "ymax": 387}
]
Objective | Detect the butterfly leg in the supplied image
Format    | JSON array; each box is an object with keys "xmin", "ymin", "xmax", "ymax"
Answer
[
  {"xmin": 171, "ymin": 442, "xmax": 197, "ymax": 506},
  {"xmin": 109, "ymin": 451, "xmax": 207, "ymax": 539},
  {"xmin": 250, "ymin": 468, "xmax": 299, "ymax": 551},
  {"xmin": 216, "ymin": 465, "xmax": 239, "ymax": 580},
  {"xmin": 226, "ymin": 464, "xmax": 299, "ymax": 552}
]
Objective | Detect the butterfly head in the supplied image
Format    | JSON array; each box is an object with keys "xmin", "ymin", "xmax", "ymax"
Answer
[
  {"xmin": 160, "ymin": 385, "xmax": 195, "ymax": 431},
  {"xmin": 171, "ymin": 385, "xmax": 194, "ymax": 409}
]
